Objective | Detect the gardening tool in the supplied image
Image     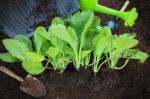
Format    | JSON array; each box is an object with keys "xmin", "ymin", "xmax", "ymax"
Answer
[
  {"xmin": 78, "ymin": 0, "xmax": 138, "ymax": 27},
  {"xmin": 105, "ymin": 0, "xmax": 130, "ymax": 29},
  {"xmin": 0, "ymin": 0, "xmax": 80, "ymax": 38},
  {"xmin": 0, "ymin": 66, "xmax": 47, "ymax": 97}
]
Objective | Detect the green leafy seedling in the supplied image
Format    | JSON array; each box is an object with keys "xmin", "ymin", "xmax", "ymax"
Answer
[{"xmin": 0, "ymin": 11, "xmax": 148, "ymax": 75}]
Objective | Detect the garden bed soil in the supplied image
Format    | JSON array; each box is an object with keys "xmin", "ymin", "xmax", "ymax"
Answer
[{"xmin": 0, "ymin": 0, "xmax": 150, "ymax": 99}]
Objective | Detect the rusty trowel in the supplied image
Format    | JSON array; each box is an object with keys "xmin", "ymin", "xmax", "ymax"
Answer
[{"xmin": 0, "ymin": 66, "xmax": 47, "ymax": 97}]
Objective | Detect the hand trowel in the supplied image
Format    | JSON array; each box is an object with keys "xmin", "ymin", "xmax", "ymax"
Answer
[{"xmin": 0, "ymin": 66, "xmax": 47, "ymax": 97}]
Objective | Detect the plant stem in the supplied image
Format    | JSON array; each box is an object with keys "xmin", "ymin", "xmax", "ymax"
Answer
[{"xmin": 114, "ymin": 59, "xmax": 130, "ymax": 70}]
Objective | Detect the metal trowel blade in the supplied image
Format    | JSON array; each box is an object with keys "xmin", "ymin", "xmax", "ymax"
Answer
[{"xmin": 19, "ymin": 75, "xmax": 47, "ymax": 97}]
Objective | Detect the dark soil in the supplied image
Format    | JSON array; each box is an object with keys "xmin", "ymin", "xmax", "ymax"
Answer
[{"xmin": 0, "ymin": 0, "xmax": 150, "ymax": 99}]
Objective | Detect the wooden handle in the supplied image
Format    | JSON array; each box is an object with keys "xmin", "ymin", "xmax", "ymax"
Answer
[
  {"xmin": 116, "ymin": 0, "xmax": 129, "ymax": 20},
  {"xmin": 120, "ymin": 0, "xmax": 130, "ymax": 11},
  {"xmin": 0, "ymin": 66, "xmax": 24, "ymax": 82}
]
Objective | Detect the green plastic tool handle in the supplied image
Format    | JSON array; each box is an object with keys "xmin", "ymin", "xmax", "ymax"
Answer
[
  {"xmin": 94, "ymin": 3, "xmax": 127, "ymax": 19},
  {"xmin": 78, "ymin": 0, "xmax": 138, "ymax": 27}
]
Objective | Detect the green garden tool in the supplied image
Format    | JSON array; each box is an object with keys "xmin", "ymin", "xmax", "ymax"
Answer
[
  {"xmin": 78, "ymin": 0, "xmax": 138, "ymax": 27},
  {"xmin": 105, "ymin": 0, "xmax": 130, "ymax": 29}
]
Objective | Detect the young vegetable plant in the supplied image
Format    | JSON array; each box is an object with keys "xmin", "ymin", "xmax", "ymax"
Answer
[
  {"xmin": 53, "ymin": 11, "xmax": 94, "ymax": 70},
  {"xmin": 92, "ymin": 26, "xmax": 113, "ymax": 73},
  {"xmin": 40, "ymin": 11, "xmax": 98, "ymax": 70},
  {"xmin": 0, "ymin": 11, "xmax": 149, "ymax": 75},
  {"xmin": 34, "ymin": 26, "xmax": 72, "ymax": 73},
  {"xmin": 106, "ymin": 33, "xmax": 149, "ymax": 70},
  {"xmin": 0, "ymin": 35, "xmax": 46, "ymax": 75},
  {"xmin": 92, "ymin": 30, "xmax": 149, "ymax": 74}
]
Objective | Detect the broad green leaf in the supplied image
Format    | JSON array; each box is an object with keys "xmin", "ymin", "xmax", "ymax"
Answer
[
  {"xmin": 67, "ymin": 11, "xmax": 94, "ymax": 38},
  {"xmin": 79, "ymin": 11, "xmax": 94, "ymax": 44},
  {"xmin": 39, "ymin": 27, "xmax": 51, "ymax": 41},
  {"xmin": 63, "ymin": 46, "xmax": 74, "ymax": 58},
  {"xmin": 27, "ymin": 52, "xmax": 44, "ymax": 61},
  {"xmin": 3, "ymin": 39, "xmax": 29, "ymax": 60},
  {"xmin": 83, "ymin": 31, "xmax": 95, "ymax": 49},
  {"xmin": 51, "ymin": 17, "xmax": 65, "ymax": 25},
  {"xmin": 92, "ymin": 27, "xmax": 112, "ymax": 57},
  {"xmin": 67, "ymin": 27, "xmax": 78, "ymax": 43},
  {"xmin": 79, "ymin": 11, "xmax": 94, "ymax": 52},
  {"xmin": 110, "ymin": 50, "xmax": 121, "ymax": 58},
  {"xmin": 113, "ymin": 37, "xmax": 139, "ymax": 51},
  {"xmin": 121, "ymin": 49, "xmax": 149, "ymax": 63},
  {"xmin": 22, "ymin": 60, "xmax": 45, "ymax": 75},
  {"xmin": 22, "ymin": 52, "xmax": 45, "ymax": 75},
  {"xmin": 119, "ymin": 33, "xmax": 136, "ymax": 39},
  {"xmin": 92, "ymin": 27, "xmax": 112, "ymax": 47},
  {"xmin": 99, "ymin": 26, "xmax": 112, "ymax": 36},
  {"xmin": 50, "ymin": 24, "xmax": 78, "ymax": 51},
  {"xmin": 40, "ymin": 40, "xmax": 51, "ymax": 56},
  {"xmin": 34, "ymin": 27, "xmax": 47, "ymax": 54},
  {"xmin": 90, "ymin": 16, "xmax": 101, "ymax": 30},
  {"xmin": 15, "ymin": 35, "xmax": 33, "ymax": 51},
  {"xmin": 78, "ymin": 11, "xmax": 94, "ymax": 66},
  {"xmin": 83, "ymin": 17, "xmax": 101, "ymax": 49},
  {"xmin": 49, "ymin": 35, "xmax": 67, "ymax": 49},
  {"xmin": 81, "ymin": 50, "xmax": 92, "ymax": 58},
  {"xmin": 0, "ymin": 53, "xmax": 18, "ymax": 62},
  {"xmin": 93, "ymin": 35, "xmax": 112, "ymax": 58},
  {"xmin": 67, "ymin": 11, "xmax": 82, "ymax": 36},
  {"xmin": 46, "ymin": 47, "xmax": 59, "ymax": 59}
]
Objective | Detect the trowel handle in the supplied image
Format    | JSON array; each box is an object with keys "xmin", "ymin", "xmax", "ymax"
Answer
[
  {"xmin": 116, "ymin": 0, "xmax": 129, "ymax": 20},
  {"xmin": 120, "ymin": 0, "xmax": 130, "ymax": 11},
  {"xmin": 0, "ymin": 66, "xmax": 24, "ymax": 82}
]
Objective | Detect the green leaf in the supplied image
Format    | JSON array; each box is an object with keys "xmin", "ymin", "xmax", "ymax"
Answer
[
  {"xmin": 99, "ymin": 26, "xmax": 112, "ymax": 36},
  {"xmin": 113, "ymin": 37, "xmax": 139, "ymax": 51},
  {"xmin": 121, "ymin": 49, "xmax": 149, "ymax": 63},
  {"xmin": 34, "ymin": 27, "xmax": 47, "ymax": 54},
  {"xmin": 50, "ymin": 24, "xmax": 78, "ymax": 51},
  {"xmin": 93, "ymin": 27, "xmax": 112, "ymax": 57},
  {"xmin": 40, "ymin": 40, "xmax": 51, "ymax": 56},
  {"xmin": 119, "ymin": 33, "xmax": 136, "ymax": 39},
  {"xmin": 81, "ymin": 50, "xmax": 92, "ymax": 58},
  {"xmin": 22, "ymin": 52, "xmax": 45, "ymax": 75},
  {"xmin": 3, "ymin": 39, "xmax": 29, "ymax": 60},
  {"xmin": 39, "ymin": 27, "xmax": 51, "ymax": 41},
  {"xmin": 67, "ymin": 27, "xmax": 78, "ymax": 43},
  {"xmin": 67, "ymin": 11, "xmax": 94, "ymax": 38},
  {"xmin": 51, "ymin": 17, "xmax": 65, "ymax": 25},
  {"xmin": 15, "ymin": 35, "xmax": 33, "ymax": 51},
  {"xmin": 63, "ymin": 46, "xmax": 74, "ymax": 58},
  {"xmin": 0, "ymin": 53, "xmax": 18, "ymax": 62},
  {"xmin": 67, "ymin": 11, "xmax": 82, "ymax": 36},
  {"xmin": 90, "ymin": 16, "xmax": 101, "ymax": 30},
  {"xmin": 49, "ymin": 35, "xmax": 67, "ymax": 49},
  {"xmin": 83, "ymin": 17, "xmax": 101, "ymax": 49},
  {"xmin": 27, "ymin": 52, "xmax": 45, "ymax": 61},
  {"xmin": 80, "ymin": 11, "xmax": 94, "ymax": 48},
  {"xmin": 92, "ymin": 27, "xmax": 112, "ymax": 46},
  {"xmin": 22, "ymin": 60, "xmax": 45, "ymax": 75},
  {"xmin": 46, "ymin": 47, "xmax": 59, "ymax": 59},
  {"xmin": 94, "ymin": 36, "xmax": 112, "ymax": 58}
]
